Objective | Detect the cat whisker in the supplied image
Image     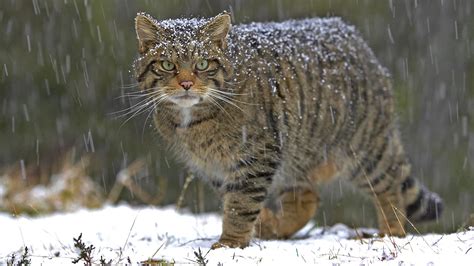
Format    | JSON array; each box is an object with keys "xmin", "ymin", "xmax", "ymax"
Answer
[
  {"xmin": 141, "ymin": 101, "xmax": 158, "ymax": 139},
  {"xmin": 113, "ymin": 91, "xmax": 168, "ymax": 122},
  {"xmin": 207, "ymin": 87, "xmax": 247, "ymax": 96},
  {"xmin": 112, "ymin": 102, "xmax": 151, "ymax": 119},
  {"xmin": 116, "ymin": 89, "xmax": 161, "ymax": 100},
  {"xmin": 217, "ymin": 94, "xmax": 255, "ymax": 106},
  {"xmin": 119, "ymin": 82, "xmax": 140, "ymax": 89},
  {"xmin": 112, "ymin": 95, "xmax": 160, "ymax": 117},
  {"xmin": 207, "ymin": 91, "xmax": 253, "ymax": 110},
  {"xmin": 119, "ymin": 95, "xmax": 167, "ymax": 128},
  {"xmin": 207, "ymin": 92, "xmax": 244, "ymax": 113},
  {"xmin": 207, "ymin": 88, "xmax": 255, "ymax": 106},
  {"xmin": 121, "ymin": 88, "xmax": 156, "ymax": 95},
  {"xmin": 154, "ymin": 94, "xmax": 171, "ymax": 106},
  {"xmin": 207, "ymin": 96, "xmax": 234, "ymax": 120}
]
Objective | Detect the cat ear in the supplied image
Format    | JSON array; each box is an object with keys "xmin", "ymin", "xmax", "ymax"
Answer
[
  {"xmin": 135, "ymin": 13, "xmax": 162, "ymax": 54},
  {"xmin": 200, "ymin": 12, "xmax": 232, "ymax": 49}
]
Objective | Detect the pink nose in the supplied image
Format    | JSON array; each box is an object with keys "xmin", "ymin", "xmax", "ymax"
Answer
[{"xmin": 180, "ymin": 81, "xmax": 194, "ymax": 90}]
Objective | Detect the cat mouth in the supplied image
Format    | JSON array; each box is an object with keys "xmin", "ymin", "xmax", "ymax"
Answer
[
  {"xmin": 169, "ymin": 92, "xmax": 201, "ymax": 108},
  {"xmin": 175, "ymin": 94, "xmax": 198, "ymax": 100}
]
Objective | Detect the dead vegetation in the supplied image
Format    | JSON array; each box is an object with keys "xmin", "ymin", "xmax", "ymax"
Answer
[
  {"xmin": 72, "ymin": 233, "xmax": 96, "ymax": 265},
  {"xmin": 0, "ymin": 153, "xmax": 103, "ymax": 215},
  {"xmin": 6, "ymin": 247, "xmax": 31, "ymax": 266},
  {"xmin": 0, "ymin": 152, "xmax": 167, "ymax": 216}
]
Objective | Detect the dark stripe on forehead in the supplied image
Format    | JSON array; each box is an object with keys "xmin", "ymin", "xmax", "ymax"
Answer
[{"xmin": 189, "ymin": 42, "xmax": 197, "ymax": 59}]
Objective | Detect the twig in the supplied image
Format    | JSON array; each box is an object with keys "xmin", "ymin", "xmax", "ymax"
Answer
[
  {"xmin": 117, "ymin": 210, "xmax": 140, "ymax": 262},
  {"xmin": 431, "ymin": 235, "xmax": 444, "ymax": 246},
  {"xmin": 107, "ymin": 159, "xmax": 166, "ymax": 205},
  {"xmin": 349, "ymin": 145, "xmax": 399, "ymax": 253},
  {"xmin": 107, "ymin": 160, "xmax": 144, "ymax": 203},
  {"xmin": 72, "ymin": 233, "xmax": 95, "ymax": 265},
  {"xmin": 392, "ymin": 205, "xmax": 438, "ymax": 254},
  {"xmin": 149, "ymin": 241, "xmax": 166, "ymax": 260},
  {"xmin": 176, "ymin": 174, "xmax": 195, "ymax": 211},
  {"xmin": 178, "ymin": 237, "xmax": 214, "ymax": 247},
  {"xmin": 190, "ymin": 248, "xmax": 210, "ymax": 266}
]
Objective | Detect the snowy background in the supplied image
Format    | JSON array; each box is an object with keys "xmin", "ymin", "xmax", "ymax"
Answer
[
  {"xmin": 2, "ymin": 205, "xmax": 473, "ymax": 265},
  {"xmin": 1, "ymin": 1, "xmax": 474, "ymax": 265}
]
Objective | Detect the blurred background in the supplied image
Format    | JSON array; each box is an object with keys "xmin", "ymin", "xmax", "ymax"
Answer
[{"xmin": 0, "ymin": 0, "xmax": 472, "ymax": 233}]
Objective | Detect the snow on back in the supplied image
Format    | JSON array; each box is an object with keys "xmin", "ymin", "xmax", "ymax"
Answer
[
  {"xmin": 229, "ymin": 17, "xmax": 354, "ymax": 57},
  {"xmin": 133, "ymin": 15, "xmax": 383, "ymax": 85}
]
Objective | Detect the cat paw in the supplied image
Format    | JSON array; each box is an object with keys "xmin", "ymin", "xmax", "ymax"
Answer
[
  {"xmin": 211, "ymin": 239, "xmax": 249, "ymax": 249},
  {"xmin": 378, "ymin": 229, "xmax": 406, "ymax": 238}
]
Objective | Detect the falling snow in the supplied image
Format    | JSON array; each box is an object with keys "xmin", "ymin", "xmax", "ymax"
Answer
[{"xmin": 1, "ymin": 1, "xmax": 473, "ymax": 264}]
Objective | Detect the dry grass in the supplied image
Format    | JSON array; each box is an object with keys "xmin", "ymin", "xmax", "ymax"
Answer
[
  {"xmin": 0, "ymin": 153, "xmax": 168, "ymax": 216},
  {"xmin": 0, "ymin": 153, "xmax": 103, "ymax": 215}
]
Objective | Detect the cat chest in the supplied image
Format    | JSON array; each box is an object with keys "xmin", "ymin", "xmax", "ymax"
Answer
[{"xmin": 174, "ymin": 130, "xmax": 236, "ymax": 180}]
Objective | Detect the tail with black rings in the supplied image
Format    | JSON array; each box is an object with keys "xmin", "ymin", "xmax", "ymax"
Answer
[{"xmin": 402, "ymin": 176, "xmax": 443, "ymax": 222}]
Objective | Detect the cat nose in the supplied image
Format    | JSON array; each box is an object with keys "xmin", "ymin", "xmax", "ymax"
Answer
[{"xmin": 179, "ymin": 81, "xmax": 194, "ymax": 91}]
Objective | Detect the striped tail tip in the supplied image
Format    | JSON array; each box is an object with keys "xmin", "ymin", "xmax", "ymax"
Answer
[{"xmin": 406, "ymin": 187, "xmax": 443, "ymax": 222}]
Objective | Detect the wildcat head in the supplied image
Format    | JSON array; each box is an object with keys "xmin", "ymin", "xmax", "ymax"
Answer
[{"xmin": 134, "ymin": 12, "xmax": 233, "ymax": 109}]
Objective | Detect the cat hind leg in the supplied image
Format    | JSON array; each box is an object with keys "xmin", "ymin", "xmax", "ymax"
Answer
[{"xmin": 254, "ymin": 187, "xmax": 319, "ymax": 239}]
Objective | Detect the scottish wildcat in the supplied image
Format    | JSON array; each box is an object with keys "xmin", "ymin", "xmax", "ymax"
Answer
[{"xmin": 133, "ymin": 12, "xmax": 442, "ymax": 249}]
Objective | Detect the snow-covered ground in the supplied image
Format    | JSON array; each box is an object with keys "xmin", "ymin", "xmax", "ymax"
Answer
[{"xmin": 1, "ymin": 205, "xmax": 473, "ymax": 265}]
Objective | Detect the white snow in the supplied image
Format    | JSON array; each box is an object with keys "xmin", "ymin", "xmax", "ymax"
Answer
[{"xmin": 1, "ymin": 205, "xmax": 473, "ymax": 265}]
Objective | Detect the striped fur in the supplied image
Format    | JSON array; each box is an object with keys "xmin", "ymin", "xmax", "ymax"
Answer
[{"xmin": 134, "ymin": 12, "xmax": 443, "ymax": 248}]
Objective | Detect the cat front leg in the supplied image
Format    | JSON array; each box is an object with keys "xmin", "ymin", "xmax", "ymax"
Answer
[{"xmin": 211, "ymin": 171, "xmax": 272, "ymax": 249}]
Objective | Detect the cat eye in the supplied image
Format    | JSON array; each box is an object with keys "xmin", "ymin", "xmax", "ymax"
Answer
[
  {"xmin": 161, "ymin": 60, "xmax": 175, "ymax": 71},
  {"xmin": 195, "ymin": 59, "xmax": 209, "ymax": 71}
]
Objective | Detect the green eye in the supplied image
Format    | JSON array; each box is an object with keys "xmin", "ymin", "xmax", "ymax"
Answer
[
  {"xmin": 196, "ymin": 59, "xmax": 209, "ymax": 71},
  {"xmin": 161, "ymin": 60, "xmax": 175, "ymax": 71}
]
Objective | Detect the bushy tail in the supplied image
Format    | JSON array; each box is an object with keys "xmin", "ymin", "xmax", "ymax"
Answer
[{"xmin": 401, "ymin": 176, "xmax": 443, "ymax": 222}]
